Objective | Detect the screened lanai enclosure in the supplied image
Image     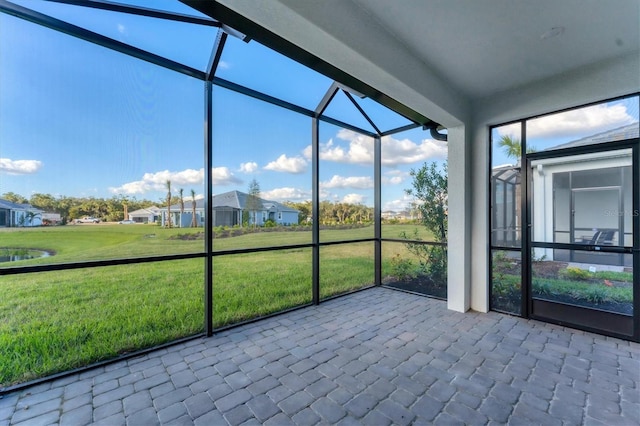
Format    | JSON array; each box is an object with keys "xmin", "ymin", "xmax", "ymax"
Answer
[
  {"xmin": 490, "ymin": 95, "xmax": 639, "ymax": 340},
  {"xmin": 0, "ymin": 0, "xmax": 449, "ymax": 389},
  {"xmin": 491, "ymin": 165, "xmax": 521, "ymax": 248}
]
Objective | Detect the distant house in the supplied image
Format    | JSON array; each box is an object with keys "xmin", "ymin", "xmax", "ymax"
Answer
[
  {"xmin": 0, "ymin": 199, "xmax": 43, "ymax": 227},
  {"xmin": 381, "ymin": 210, "xmax": 397, "ymax": 220},
  {"xmin": 127, "ymin": 206, "xmax": 162, "ymax": 224},
  {"xmin": 382, "ymin": 209, "xmax": 415, "ymax": 221},
  {"xmin": 41, "ymin": 212, "xmax": 62, "ymax": 225},
  {"xmin": 396, "ymin": 209, "xmax": 415, "ymax": 221},
  {"xmin": 160, "ymin": 190, "xmax": 299, "ymax": 228}
]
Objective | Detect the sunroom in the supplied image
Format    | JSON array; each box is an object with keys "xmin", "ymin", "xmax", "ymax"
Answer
[{"xmin": 0, "ymin": 0, "xmax": 638, "ymax": 424}]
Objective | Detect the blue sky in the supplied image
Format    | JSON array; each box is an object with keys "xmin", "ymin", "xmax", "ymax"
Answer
[
  {"xmin": 0, "ymin": 0, "xmax": 448, "ymax": 212},
  {"xmin": 492, "ymin": 97, "xmax": 639, "ymax": 167},
  {"xmin": 1, "ymin": 1, "xmax": 637, "ymax": 212}
]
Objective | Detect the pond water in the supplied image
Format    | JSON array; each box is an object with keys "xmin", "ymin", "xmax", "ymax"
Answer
[{"xmin": 0, "ymin": 248, "xmax": 51, "ymax": 263}]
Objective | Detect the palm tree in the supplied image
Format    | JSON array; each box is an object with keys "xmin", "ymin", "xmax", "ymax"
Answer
[
  {"xmin": 25, "ymin": 211, "xmax": 41, "ymax": 226},
  {"xmin": 165, "ymin": 180, "xmax": 172, "ymax": 228},
  {"xmin": 498, "ymin": 135, "xmax": 536, "ymax": 160},
  {"xmin": 190, "ymin": 189, "xmax": 198, "ymax": 228},
  {"xmin": 178, "ymin": 188, "xmax": 185, "ymax": 228},
  {"xmin": 498, "ymin": 135, "xmax": 521, "ymax": 160}
]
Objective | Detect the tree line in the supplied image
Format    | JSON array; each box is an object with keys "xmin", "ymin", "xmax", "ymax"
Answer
[
  {"xmin": 2, "ymin": 191, "xmax": 376, "ymax": 226},
  {"xmin": 1, "ymin": 192, "xmax": 156, "ymax": 224},
  {"xmin": 282, "ymin": 200, "xmax": 374, "ymax": 225}
]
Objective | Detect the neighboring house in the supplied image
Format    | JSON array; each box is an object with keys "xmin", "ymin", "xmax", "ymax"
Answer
[
  {"xmin": 127, "ymin": 206, "xmax": 162, "ymax": 224},
  {"xmin": 0, "ymin": 198, "xmax": 43, "ymax": 227},
  {"xmin": 530, "ymin": 124, "xmax": 638, "ymax": 268},
  {"xmin": 381, "ymin": 210, "xmax": 397, "ymax": 220},
  {"xmin": 396, "ymin": 210, "xmax": 415, "ymax": 221},
  {"xmin": 382, "ymin": 209, "xmax": 416, "ymax": 221},
  {"xmin": 492, "ymin": 124, "xmax": 638, "ymax": 268},
  {"xmin": 160, "ymin": 190, "xmax": 299, "ymax": 228}
]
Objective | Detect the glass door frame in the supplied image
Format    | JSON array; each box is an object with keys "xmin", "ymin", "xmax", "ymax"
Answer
[{"xmin": 525, "ymin": 138, "xmax": 639, "ymax": 341}]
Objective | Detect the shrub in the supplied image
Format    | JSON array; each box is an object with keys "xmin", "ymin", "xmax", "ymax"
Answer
[
  {"xmin": 390, "ymin": 254, "xmax": 416, "ymax": 282},
  {"xmin": 493, "ymin": 277, "xmax": 518, "ymax": 297},
  {"xmin": 533, "ymin": 280, "xmax": 552, "ymax": 296},
  {"xmin": 400, "ymin": 229, "xmax": 447, "ymax": 285},
  {"xmin": 581, "ymin": 286, "xmax": 608, "ymax": 304},
  {"xmin": 560, "ymin": 266, "xmax": 591, "ymax": 281},
  {"xmin": 403, "ymin": 161, "xmax": 448, "ymax": 287}
]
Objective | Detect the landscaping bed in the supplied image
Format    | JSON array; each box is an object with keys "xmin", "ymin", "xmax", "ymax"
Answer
[
  {"xmin": 492, "ymin": 256, "xmax": 633, "ymax": 315},
  {"xmin": 382, "ymin": 274, "xmax": 447, "ymax": 299}
]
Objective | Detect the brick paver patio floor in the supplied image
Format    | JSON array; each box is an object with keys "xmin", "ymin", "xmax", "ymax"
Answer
[{"xmin": 1, "ymin": 287, "xmax": 639, "ymax": 425}]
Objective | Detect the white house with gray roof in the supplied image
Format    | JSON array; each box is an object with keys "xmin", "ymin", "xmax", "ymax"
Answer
[
  {"xmin": 127, "ymin": 206, "xmax": 162, "ymax": 224},
  {"xmin": 0, "ymin": 198, "xmax": 43, "ymax": 227},
  {"xmin": 530, "ymin": 124, "xmax": 637, "ymax": 268},
  {"xmin": 160, "ymin": 190, "xmax": 299, "ymax": 228}
]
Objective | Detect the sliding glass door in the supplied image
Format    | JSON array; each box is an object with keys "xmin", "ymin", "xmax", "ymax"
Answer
[{"xmin": 528, "ymin": 144, "xmax": 637, "ymax": 338}]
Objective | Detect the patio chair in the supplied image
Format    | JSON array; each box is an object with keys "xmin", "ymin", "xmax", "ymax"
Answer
[{"xmin": 583, "ymin": 229, "xmax": 617, "ymax": 246}]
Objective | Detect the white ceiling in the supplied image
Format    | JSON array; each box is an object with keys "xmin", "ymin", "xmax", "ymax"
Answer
[
  {"xmin": 279, "ymin": 0, "xmax": 639, "ymax": 100},
  {"xmin": 196, "ymin": 0, "xmax": 639, "ymax": 126}
]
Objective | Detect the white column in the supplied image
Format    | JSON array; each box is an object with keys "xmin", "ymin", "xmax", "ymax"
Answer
[
  {"xmin": 447, "ymin": 125, "xmax": 471, "ymax": 312},
  {"xmin": 469, "ymin": 120, "xmax": 490, "ymax": 313}
]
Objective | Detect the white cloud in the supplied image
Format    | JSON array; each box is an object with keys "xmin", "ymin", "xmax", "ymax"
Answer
[
  {"xmin": 382, "ymin": 170, "xmax": 408, "ymax": 185},
  {"xmin": 302, "ymin": 144, "xmax": 312, "ymax": 159},
  {"xmin": 319, "ymin": 188, "xmax": 331, "ymax": 199},
  {"xmin": 217, "ymin": 60, "xmax": 230, "ymax": 70},
  {"xmin": 264, "ymin": 154, "xmax": 307, "ymax": 174},
  {"xmin": 383, "ymin": 176, "xmax": 404, "ymax": 185},
  {"xmin": 261, "ymin": 187, "xmax": 310, "ymax": 201},
  {"xmin": 109, "ymin": 168, "xmax": 203, "ymax": 195},
  {"xmin": 304, "ymin": 130, "xmax": 447, "ymax": 166},
  {"xmin": 381, "ymin": 135, "xmax": 448, "ymax": 166},
  {"xmin": 108, "ymin": 180, "xmax": 150, "ymax": 195},
  {"xmin": 314, "ymin": 132, "xmax": 372, "ymax": 164},
  {"xmin": 212, "ymin": 167, "xmax": 242, "ymax": 185},
  {"xmin": 117, "ymin": 24, "xmax": 126, "ymax": 34},
  {"xmin": 334, "ymin": 130, "xmax": 373, "ymax": 163},
  {"xmin": 342, "ymin": 193, "xmax": 365, "ymax": 204},
  {"xmin": 239, "ymin": 162, "xmax": 258, "ymax": 173},
  {"xmin": 497, "ymin": 103, "xmax": 636, "ymax": 139},
  {"xmin": 0, "ymin": 158, "xmax": 42, "ymax": 175},
  {"xmin": 383, "ymin": 194, "xmax": 415, "ymax": 212},
  {"xmin": 321, "ymin": 175, "xmax": 373, "ymax": 189},
  {"xmin": 109, "ymin": 167, "xmax": 240, "ymax": 195},
  {"xmin": 495, "ymin": 123, "xmax": 521, "ymax": 139},
  {"xmin": 303, "ymin": 137, "xmax": 351, "ymax": 162}
]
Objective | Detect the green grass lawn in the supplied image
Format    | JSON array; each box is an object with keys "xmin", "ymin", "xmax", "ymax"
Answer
[
  {"xmin": 492, "ymin": 266, "xmax": 633, "ymax": 315},
  {"xmin": 1, "ymin": 260, "xmax": 205, "ymax": 386},
  {"xmin": 0, "ymin": 223, "xmax": 429, "ymax": 386},
  {"xmin": 0, "ymin": 223, "xmax": 430, "ymax": 265}
]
